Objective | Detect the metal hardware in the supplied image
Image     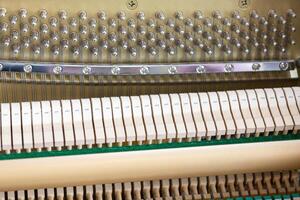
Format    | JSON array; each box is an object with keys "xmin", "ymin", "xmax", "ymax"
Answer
[{"xmin": 0, "ymin": 60, "xmax": 295, "ymax": 76}]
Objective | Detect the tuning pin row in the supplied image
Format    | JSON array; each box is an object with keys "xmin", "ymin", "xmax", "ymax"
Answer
[{"xmin": 0, "ymin": 8, "xmax": 296, "ymax": 59}]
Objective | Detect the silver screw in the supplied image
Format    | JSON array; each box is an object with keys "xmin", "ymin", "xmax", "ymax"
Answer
[
  {"xmin": 168, "ymin": 66, "xmax": 177, "ymax": 74},
  {"xmin": 111, "ymin": 66, "xmax": 121, "ymax": 75},
  {"xmin": 0, "ymin": 63, "xmax": 3, "ymax": 71},
  {"xmin": 53, "ymin": 66, "xmax": 63, "ymax": 74},
  {"xmin": 23, "ymin": 64, "xmax": 32, "ymax": 73},
  {"xmin": 279, "ymin": 62, "xmax": 289, "ymax": 71},
  {"xmin": 140, "ymin": 66, "xmax": 149, "ymax": 75},
  {"xmin": 40, "ymin": 9, "xmax": 48, "ymax": 19},
  {"xmin": 224, "ymin": 64, "xmax": 234, "ymax": 72},
  {"xmin": 82, "ymin": 66, "xmax": 92, "ymax": 75},
  {"xmin": 196, "ymin": 65, "xmax": 206, "ymax": 73},
  {"xmin": 252, "ymin": 63, "xmax": 261, "ymax": 71}
]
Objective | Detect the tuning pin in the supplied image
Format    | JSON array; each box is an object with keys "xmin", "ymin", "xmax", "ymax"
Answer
[
  {"xmin": 212, "ymin": 24, "xmax": 222, "ymax": 34},
  {"xmin": 147, "ymin": 46, "xmax": 157, "ymax": 55},
  {"xmin": 156, "ymin": 25, "xmax": 165, "ymax": 35},
  {"xmin": 22, "ymin": 37, "xmax": 30, "ymax": 48},
  {"xmin": 50, "ymin": 31, "xmax": 59, "ymax": 41},
  {"xmin": 137, "ymin": 12, "xmax": 145, "ymax": 21},
  {"xmin": 110, "ymin": 47, "xmax": 119, "ymax": 56},
  {"xmin": 39, "ymin": 9, "xmax": 48, "ymax": 19},
  {"xmin": 79, "ymin": 25, "xmax": 88, "ymax": 35},
  {"xmin": 278, "ymin": 32, "xmax": 287, "ymax": 39},
  {"xmin": 221, "ymin": 31, "xmax": 231, "ymax": 41},
  {"xmin": 232, "ymin": 11, "xmax": 241, "ymax": 20},
  {"xmin": 185, "ymin": 46, "xmax": 194, "ymax": 55},
  {"xmin": 81, "ymin": 39, "xmax": 89, "ymax": 49},
  {"xmin": 212, "ymin": 11, "xmax": 222, "ymax": 20},
  {"xmin": 127, "ymin": 18, "xmax": 136, "ymax": 28},
  {"xmin": 128, "ymin": 46, "xmax": 137, "ymax": 56},
  {"xmin": 69, "ymin": 18, "xmax": 78, "ymax": 27},
  {"xmin": 175, "ymin": 38, "xmax": 184, "ymax": 48},
  {"xmin": 0, "ymin": 22, "xmax": 8, "ymax": 32},
  {"xmin": 147, "ymin": 18, "xmax": 156, "ymax": 28},
  {"xmin": 108, "ymin": 32, "xmax": 117, "ymax": 43},
  {"xmin": 155, "ymin": 11, "xmax": 165, "ymax": 20},
  {"xmin": 212, "ymin": 38, "xmax": 222, "ymax": 48},
  {"xmin": 268, "ymin": 38, "xmax": 278, "ymax": 46},
  {"xmin": 231, "ymin": 38, "xmax": 241, "ymax": 48},
  {"xmin": 52, "ymin": 45, "xmax": 60, "ymax": 55},
  {"xmin": 11, "ymin": 30, "xmax": 19, "ymax": 40},
  {"xmin": 222, "ymin": 18, "xmax": 231, "ymax": 27},
  {"xmin": 240, "ymin": 18, "xmax": 250, "ymax": 27},
  {"xmin": 88, "ymin": 32, "xmax": 98, "ymax": 42},
  {"xmin": 222, "ymin": 45, "xmax": 232, "ymax": 55},
  {"xmin": 99, "ymin": 39, "xmax": 108, "ymax": 49},
  {"xmin": 250, "ymin": 24, "xmax": 259, "ymax": 33},
  {"xmin": 119, "ymin": 39, "xmax": 128, "ymax": 49},
  {"xmin": 70, "ymin": 32, "xmax": 79, "ymax": 42},
  {"xmin": 166, "ymin": 18, "xmax": 175, "ymax": 28},
  {"xmin": 277, "ymin": 16, "xmax": 286, "ymax": 25},
  {"xmin": 241, "ymin": 45, "xmax": 250, "ymax": 54},
  {"xmin": 203, "ymin": 45, "xmax": 213, "ymax": 55},
  {"xmin": 203, "ymin": 18, "xmax": 212, "ymax": 27},
  {"xmin": 19, "ymin": 9, "xmax": 27, "ymax": 18},
  {"xmin": 137, "ymin": 25, "xmax": 146, "ymax": 35},
  {"xmin": 40, "ymin": 24, "xmax": 49, "ymax": 34},
  {"xmin": 184, "ymin": 32, "xmax": 193, "ymax": 41},
  {"xmin": 259, "ymin": 44, "xmax": 268, "ymax": 53},
  {"xmin": 99, "ymin": 25, "xmax": 108, "ymax": 35},
  {"xmin": 0, "ymin": 8, "xmax": 6, "ymax": 17},
  {"xmin": 117, "ymin": 11, "xmax": 126, "ymax": 21},
  {"xmin": 71, "ymin": 46, "xmax": 80, "ymax": 56},
  {"xmin": 89, "ymin": 18, "xmax": 97, "ymax": 28},
  {"xmin": 30, "ymin": 31, "xmax": 39, "ymax": 41},
  {"xmin": 194, "ymin": 38, "xmax": 204, "ymax": 48},
  {"xmin": 202, "ymin": 31, "xmax": 213, "ymax": 40},
  {"xmin": 165, "ymin": 32, "xmax": 175, "ymax": 41},
  {"xmin": 59, "ymin": 25, "xmax": 68, "ymax": 35},
  {"xmin": 127, "ymin": 32, "xmax": 136, "ymax": 42},
  {"xmin": 90, "ymin": 46, "xmax": 99, "ymax": 56},
  {"xmin": 291, "ymin": 26, "xmax": 296, "ymax": 32},
  {"xmin": 12, "ymin": 43, "xmax": 21, "ymax": 55},
  {"xmin": 10, "ymin": 15, "xmax": 18, "ymax": 25},
  {"xmin": 268, "ymin": 10, "xmax": 278, "ymax": 19},
  {"xmin": 184, "ymin": 18, "xmax": 194, "ymax": 27},
  {"xmin": 108, "ymin": 18, "xmax": 117, "ymax": 27},
  {"xmin": 166, "ymin": 45, "xmax": 175, "ymax": 55},
  {"xmin": 61, "ymin": 39, "xmax": 69, "ymax": 49},
  {"xmin": 259, "ymin": 17, "xmax": 268, "ymax": 26},
  {"xmin": 32, "ymin": 45, "xmax": 41, "ymax": 55},
  {"xmin": 157, "ymin": 39, "xmax": 166, "ymax": 49},
  {"xmin": 251, "ymin": 10, "xmax": 259, "ymax": 19},
  {"xmin": 175, "ymin": 11, "xmax": 184, "ymax": 20},
  {"xmin": 250, "ymin": 38, "xmax": 259, "ymax": 47},
  {"xmin": 231, "ymin": 24, "xmax": 240, "ymax": 34},
  {"xmin": 194, "ymin": 10, "xmax": 203, "ymax": 20},
  {"xmin": 58, "ymin": 10, "xmax": 68, "ymax": 20},
  {"xmin": 137, "ymin": 39, "xmax": 147, "ymax": 49},
  {"xmin": 277, "ymin": 45, "xmax": 286, "ymax": 53},
  {"xmin": 41, "ymin": 39, "xmax": 50, "ymax": 48},
  {"xmin": 49, "ymin": 17, "xmax": 58, "ymax": 27},
  {"xmin": 287, "ymin": 9, "xmax": 296, "ymax": 19},
  {"xmin": 193, "ymin": 24, "xmax": 203, "ymax": 34},
  {"xmin": 2, "ymin": 36, "xmax": 10, "ymax": 47},
  {"xmin": 175, "ymin": 25, "xmax": 185, "ymax": 34},
  {"xmin": 240, "ymin": 31, "xmax": 250, "ymax": 41},
  {"xmin": 97, "ymin": 11, "xmax": 106, "ymax": 20},
  {"xmin": 146, "ymin": 32, "xmax": 156, "ymax": 42}
]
